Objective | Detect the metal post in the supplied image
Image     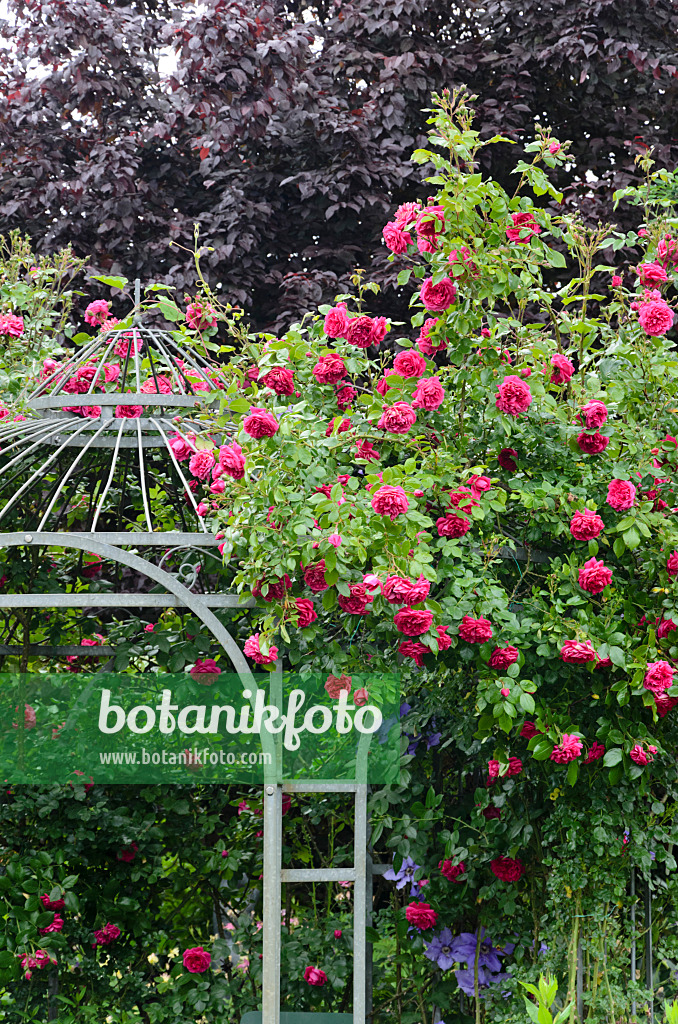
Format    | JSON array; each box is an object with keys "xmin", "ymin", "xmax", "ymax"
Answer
[
  {"xmin": 631, "ymin": 868, "xmax": 637, "ymax": 1021},
  {"xmin": 645, "ymin": 877, "xmax": 654, "ymax": 1024},
  {"xmin": 366, "ymin": 853, "xmax": 374, "ymax": 1018},
  {"xmin": 262, "ymin": 783, "xmax": 282, "ymax": 1024},
  {"xmin": 354, "ymin": 786, "xmax": 367, "ymax": 1024},
  {"xmin": 576, "ymin": 939, "xmax": 583, "ymax": 1021}
]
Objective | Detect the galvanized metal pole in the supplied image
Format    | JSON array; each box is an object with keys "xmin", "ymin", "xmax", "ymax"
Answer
[
  {"xmin": 353, "ymin": 786, "xmax": 367, "ymax": 1024},
  {"xmin": 262, "ymin": 660, "xmax": 283, "ymax": 1024},
  {"xmin": 645, "ymin": 877, "xmax": 653, "ymax": 1024},
  {"xmin": 576, "ymin": 940, "xmax": 583, "ymax": 1021},
  {"xmin": 630, "ymin": 868, "xmax": 637, "ymax": 1021}
]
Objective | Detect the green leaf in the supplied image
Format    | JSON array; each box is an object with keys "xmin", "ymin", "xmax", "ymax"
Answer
[
  {"xmin": 566, "ymin": 759, "xmax": 579, "ymax": 786},
  {"xmin": 603, "ymin": 747, "xmax": 623, "ymax": 767},
  {"xmin": 608, "ymin": 646, "xmax": 626, "ymax": 668},
  {"xmin": 89, "ymin": 274, "xmax": 128, "ymax": 290},
  {"xmin": 156, "ymin": 299, "xmax": 184, "ymax": 322},
  {"xmin": 545, "ymin": 247, "xmax": 567, "ymax": 269},
  {"xmin": 519, "ymin": 692, "xmax": 535, "ymax": 714},
  {"xmin": 622, "ymin": 527, "xmax": 640, "ymax": 550}
]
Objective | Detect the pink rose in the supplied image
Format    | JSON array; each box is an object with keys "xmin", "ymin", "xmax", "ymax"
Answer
[
  {"xmin": 382, "ymin": 575, "xmax": 430, "ymax": 606},
  {"xmin": 490, "ymin": 857, "xmax": 524, "ymax": 881},
  {"xmin": 548, "ymin": 140, "xmax": 561, "ymax": 154},
  {"xmin": 583, "ymin": 742, "xmax": 605, "ymax": 763},
  {"xmin": 262, "ymin": 366, "xmax": 295, "ymax": 396},
  {"xmin": 252, "ymin": 575, "xmax": 291, "ymax": 602},
  {"xmin": 39, "ymin": 913, "xmax": 63, "ymax": 935},
  {"xmin": 398, "ymin": 640, "xmax": 429, "ymax": 666},
  {"xmin": 569, "ymin": 508, "xmax": 604, "ymax": 540},
  {"xmin": 190, "ymin": 658, "xmax": 221, "ymax": 683},
  {"xmin": 346, "ymin": 315, "xmax": 382, "ymax": 349},
  {"xmin": 325, "ymin": 417, "xmax": 351, "ymax": 436},
  {"xmin": 638, "ymin": 298, "xmax": 674, "ymax": 336},
  {"xmin": 117, "ymin": 842, "xmax": 139, "ymax": 862},
  {"xmin": 219, "ymin": 442, "xmax": 246, "ymax": 479},
  {"xmin": 377, "ymin": 402, "xmax": 417, "ymax": 434},
  {"xmin": 328, "ymin": 533, "xmax": 342, "ymax": 547},
  {"xmin": 657, "ymin": 237, "xmax": 678, "ymax": 268},
  {"xmin": 577, "ymin": 432, "xmax": 610, "ymax": 454},
  {"xmin": 551, "ymin": 733, "xmax": 583, "ymax": 764},
  {"xmin": 84, "ymin": 299, "xmax": 111, "ymax": 326},
  {"xmin": 394, "ymin": 200, "xmax": 421, "ymax": 226},
  {"xmin": 338, "ymin": 583, "xmax": 372, "ymax": 615},
  {"xmin": 495, "ymin": 376, "xmax": 532, "ymax": 416},
  {"xmin": 561, "ymin": 639, "xmax": 597, "ymax": 663},
  {"xmin": 489, "ymin": 646, "xmax": 519, "ymax": 669},
  {"xmin": 579, "ymin": 400, "xmax": 608, "ymax": 429},
  {"xmin": 371, "ymin": 484, "xmax": 409, "ymax": 519},
  {"xmin": 520, "ymin": 722, "xmax": 540, "ymax": 739},
  {"xmin": 412, "ymin": 376, "xmax": 445, "ymax": 410},
  {"xmin": 644, "ymin": 661, "xmax": 673, "ymax": 695},
  {"xmin": 115, "ymin": 405, "xmax": 143, "ymax": 418},
  {"xmin": 304, "ymin": 561, "xmax": 329, "ymax": 593},
  {"xmin": 140, "ymin": 375, "xmax": 173, "ymax": 394},
  {"xmin": 578, "ymin": 557, "xmax": 612, "ymax": 594},
  {"xmin": 637, "ymin": 262, "xmax": 668, "ymax": 285},
  {"xmin": 667, "ymin": 551, "xmax": 678, "ymax": 576},
  {"xmin": 468, "ymin": 474, "xmax": 492, "ymax": 498},
  {"xmin": 383, "ymin": 221, "xmax": 413, "ymax": 253},
  {"xmin": 506, "ymin": 211, "xmax": 541, "ymax": 243},
  {"xmin": 394, "ymin": 608, "xmax": 433, "ymax": 636},
  {"xmin": 183, "ymin": 946, "xmax": 212, "ymax": 973},
  {"xmin": 612, "ymin": 274, "xmax": 623, "ymax": 287},
  {"xmin": 629, "ymin": 744, "xmax": 650, "ymax": 766},
  {"xmin": 458, "ymin": 615, "xmax": 493, "ymax": 643},
  {"xmin": 312, "ymin": 354, "xmax": 346, "ymax": 384},
  {"xmin": 420, "ymin": 277, "xmax": 457, "ymax": 312},
  {"xmin": 436, "ymin": 513, "xmax": 471, "ymax": 538},
  {"xmin": 325, "ymin": 673, "xmax": 352, "ymax": 698},
  {"xmin": 324, "ymin": 303, "xmax": 350, "ymax": 338},
  {"xmin": 440, "ymin": 859, "xmax": 466, "ymax": 882},
  {"xmin": 436, "ymin": 625, "xmax": 451, "ymax": 650},
  {"xmin": 243, "ymin": 634, "xmax": 278, "ymax": 665},
  {"xmin": 606, "ymin": 479, "xmax": 636, "ymax": 511},
  {"xmin": 168, "ymin": 432, "xmax": 196, "ymax": 461},
  {"xmin": 405, "ymin": 901, "xmax": 438, "ymax": 929},
  {"xmin": 353, "ymin": 687, "xmax": 369, "ymax": 707},
  {"xmin": 41, "ymin": 893, "xmax": 65, "ymax": 911},
  {"xmin": 393, "ymin": 350, "xmax": 427, "ymax": 378},
  {"xmin": 188, "ymin": 449, "xmax": 215, "ymax": 480},
  {"xmin": 243, "ymin": 408, "xmax": 279, "ymax": 439},
  {"xmin": 376, "ymin": 369, "xmax": 398, "ymax": 396},
  {"xmin": 416, "ymin": 204, "xmax": 445, "ymax": 242},
  {"xmin": 498, "ymin": 448, "xmax": 518, "ymax": 471},
  {"xmin": 418, "ymin": 318, "xmax": 446, "ymax": 356},
  {"xmin": 93, "ymin": 923, "xmax": 121, "ymax": 947},
  {"xmin": 304, "ymin": 965, "xmax": 328, "ymax": 986},
  {"xmin": 550, "ymin": 353, "xmax": 575, "ymax": 384},
  {"xmin": 294, "ymin": 599, "xmax": 317, "ymax": 628},
  {"xmin": 356, "ymin": 439, "xmax": 380, "ymax": 462},
  {"xmin": 335, "ymin": 385, "xmax": 356, "ymax": 410}
]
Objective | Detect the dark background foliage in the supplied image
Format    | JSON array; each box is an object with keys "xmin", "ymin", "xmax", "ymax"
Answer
[{"xmin": 1, "ymin": 0, "xmax": 677, "ymax": 330}]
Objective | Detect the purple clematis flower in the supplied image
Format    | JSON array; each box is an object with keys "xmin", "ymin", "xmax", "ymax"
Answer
[
  {"xmin": 427, "ymin": 732, "xmax": 442, "ymax": 749},
  {"xmin": 450, "ymin": 928, "xmax": 503, "ymax": 973},
  {"xmin": 455, "ymin": 966, "xmax": 510, "ymax": 997},
  {"xmin": 424, "ymin": 928, "xmax": 456, "ymax": 971},
  {"xmin": 383, "ymin": 855, "xmax": 421, "ymax": 891}
]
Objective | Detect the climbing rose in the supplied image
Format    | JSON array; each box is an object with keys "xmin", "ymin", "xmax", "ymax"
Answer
[
  {"xmin": 420, "ymin": 277, "xmax": 457, "ymax": 312},
  {"xmin": 490, "ymin": 857, "xmax": 524, "ymax": 881},
  {"xmin": 570, "ymin": 509, "xmax": 604, "ymax": 540},
  {"xmin": 439, "ymin": 860, "xmax": 465, "ymax": 882},
  {"xmin": 489, "ymin": 646, "xmax": 519, "ymax": 669},
  {"xmin": 578, "ymin": 557, "xmax": 612, "ymax": 595},
  {"xmin": 436, "ymin": 625, "xmax": 452, "ymax": 650},
  {"xmin": 495, "ymin": 376, "xmax": 532, "ymax": 417},
  {"xmin": 219, "ymin": 442, "xmax": 246, "ymax": 479},
  {"xmin": 382, "ymin": 221, "xmax": 413, "ymax": 254},
  {"xmin": 405, "ymin": 902, "xmax": 438, "ymax": 929},
  {"xmin": 630, "ymin": 744, "xmax": 657, "ymax": 766},
  {"xmin": 658, "ymin": 237, "xmax": 678, "ymax": 268},
  {"xmin": 338, "ymin": 583, "xmax": 372, "ymax": 616},
  {"xmin": 550, "ymin": 353, "xmax": 575, "ymax": 384},
  {"xmin": 382, "ymin": 575, "xmax": 430, "ymax": 606},
  {"xmin": 346, "ymin": 315, "xmax": 382, "ymax": 349},
  {"xmin": 437, "ymin": 513, "xmax": 471, "ymax": 537},
  {"xmin": 188, "ymin": 450, "xmax": 215, "ymax": 480},
  {"xmin": 84, "ymin": 299, "xmax": 111, "ymax": 326},
  {"xmin": 38, "ymin": 913, "xmax": 62, "ymax": 937},
  {"xmin": 561, "ymin": 639, "xmax": 597, "ymax": 663},
  {"xmin": 377, "ymin": 403, "xmax": 417, "ymax": 434},
  {"xmin": 520, "ymin": 722, "xmax": 540, "ymax": 739},
  {"xmin": 394, "ymin": 608, "xmax": 433, "ymax": 636},
  {"xmin": 577, "ymin": 432, "xmax": 609, "ymax": 454},
  {"xmin": 469, "ymin": 474, "xmax": 492, "ymax": 497},
  {"xmin": 667, "ymin": 551, "xmax": 678, "ymax": 576},
  {"xmin": 643, "ymin": 661, "xmax": 674, "ymax": 695},
  {"xmin": 458, "ymin": 616, "xmax": 492, "ymax": 643},
  {"xmin": 551, "ymin": 734, "xmax": 583, "ymax": 764},
  {"xmin": 371, "ymin": 485, "xmax": 409, "ymax": 519},
  {"xmin": 336, "ymin": 385, "xmax": 356, "ymax": 410},
  {"xmin": 302, "ymin": 561, "xmax": 329, "ymax": 594},
  {"xmin": 399, "ymin": 640, "xmax": 429, "ymax": 666},
  {"xmin": 325, "ymin": 417, "xmax": 351, "ymax": 436},
  {"xmin": 183, "ymin": 947, "xmax": 212, "ymax": 973},
  {"xmin": 356, "ymin": 439, "xmax": 380, "ymax": 462},
  {"xmin": 606, "ymin": 479, "xmax": 636, "ymax": 510},
  {"xmin": 0, "ymin": 312, "xmax": 24, "ymax": 337},
  {"xmin": 353, "ymin": 688, "xmax": 369, "ymax": 707},
  {"xmin": 140, "ymin": 375, "xmax": 172, "ymax": 394},
  {"xmin": 115, "ymin": 405, "xmax": 143, "ymax": 418},
  {"xmin": 324, "ymin": 303, "xmax": 350, "ymax": 338},
  {"xmin": 185, "ymin": 301, "xmax": 216, "ymax": 330},
  {"xmin": 304, "ymin": 966, "xmax": 328, "ymax": 986},
  {"xmin": 612, "ymin": 275, "xmax": 623, "ymax": 287},
  {"xmin": 190, "ymin": 659, "xmax": 221, "ymax": 682},
  {"xmin": 412, "ymin": 377, "xmax": 445, "ymax": 410},
  {"xmin": 638, "ymin": 298, "xmax": 674, "ymax": 335},
  {"xmin": 498, "ymin": 448, "xmax": 518, "ymax": 471},
  {"xmin": 243, "ymin": 634, "xmax": 278, "ymax": 665},
  {"xmin": 416, "ymin": 204, "xmax": 445, "ymax": 242},
  {"xmin": 394, "ymin": 350, "xmax": 427, "ymax": 378},
  {"xmin": 325, "ymin": 673, "xmax": 352, "ymax": 698},
  {"xmin": 637, "ymin": 262, "xmax": 667, "ymax": 285},
  {"xmin": 41, "ymin": 893, "xmax": 65, "ymax": 911},
  {"xmin": 418, "ymin": 318, "xmax": 446, "ymax": 355},
  {"xmin": 93, "ymin": 923, "xmax": 121, "ymax": 947},
  {"xmin": 313, "ymin": 354, "xmax": 346, "ymax": 384},
  {"xmin": 506, "ymin": 211, "xmax": 541, "ymax": 243},
  {"xmin": 262, "ymin": 366, "xmax": 294, "ymax": 395},
  {"xmin": 243, "ymin": 408, "xmax": 279, "ymax": 439},
  {"xmin": 252, "ymin": 576, "xmax": 291, "ymax": 602},
  {"xmin": 584, "ymin": 742, "xmax": 606, "ymax": 763},
  {"xmin": 117, "ymin": 842, "xmax": 139, "ymax": 862}
]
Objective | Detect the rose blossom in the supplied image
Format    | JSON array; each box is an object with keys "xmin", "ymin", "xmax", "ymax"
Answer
[
  {"xmin": 420, "ymin": 277, "xmax": 457, "ymax": 312},
  {"xmin": 412, "ymin": 377, "xmax": 445, "ymax": 410},
  {"xmin": 324, "ymin": 303, "xmax": 350, "ymax": 338},
  {"xmin": 489, "ymin": 646, "xmax": 519, "ymax": 669},
  {"xmin": 418, "ymin": 317, "xmax": 446, "ymax": 356},
  {"xmin": 325, "ymin": 673, "xmax": 352, "ymax": 698},
  {"xmin": 561, "ymin": 639, "xmax": 597, "ymax": 663},
  {"xmin": 416, "ymin": 204, "xmax": 445, "ymax": 242},
  {"xmin": 490, "ymin": 857, "xmax": 524, "ymax": 881},
  {"xmin": 377, "ymin": 402, "xmax": 417, "ymax": 434},
  {"xmin": 658, "ymin": 237, "xmax": 678, "ymax": 268},
  {"xmin": 394, "ymin": 608, "xmax": 434, "ymax": 636},
  {"xmin": 584, "ymin": 741, "xmax": 605, "ymax": 763},
  {"xmin": 405, "ymin": 901, "xmax": 438, "ymax": 929},
  {"xmin": 398, "ymin": 640, "xmax": 429, "ymax": 666},
  {"xmin": 570, "ymin": 508, "xmax": 604, "ymax": 540},
  {"xmin": 498, "ymin": 448, "xmax": 518, "ymax": 471},
  {"xmin": 188, "ymin": 449, "xmax": 215, "ymax": 480},
  {"xmin": 440, "ymin": 859, "xmax": 465, "ymax": 882},
  {"xmin": 183, "ymin": 946, "xmax": 212, "ymax": 973},
  {"xmin": 338, "ymin": 583, "xmax": 372, "ymax": 615},
  {"xmin": 115, "ymin": 405, "xmax": 143, "ymax": 418},
  {"xmin": 638, "ymin": 298, "xmax": 674, "ymax": 335},
  {"xmin": 262, "ymin": 366, "xmax": 295, "ymax": 395},
  {"xmin": 84, "ymin": 299, "xmax": 111, "ymax": 326},
  {"xmin": 219, "ymin": 442, "xmax": 246, "ymax": 479},
  {"xmin": 506, "ymin": 211, "xmax": 541, "ymax": 243},
  {"xmin": 336, "ymin": 385, "xmax": 357, "ymax": 410},
  {"xmin": 578, "ymin": 400, "xmax": 608, "ymax": 429},
  {"xmin": 667, "ymin": 551, "xmax": 678, "ymax": 576},
  {"xmin": 436, "ymin": 513, "xmax": 471, "ymax": 537},
  {"xmin": 436, "ymin": 625, "xmax": 452, "ymax": 650},
  {"xmin": 356, "ymin": 439, "xmax": 380, "ymax": 462},
  {"xmin": 304, "ymin": 561, "xmax": 329, "ymax": 592},
  {"xmin": 353, "ymin": 687, "xmax": 369, "ymax": 706},
  {"xmin": 117, "ymin": 842, "xmax": 139, "ymax": 862},
  {"xmin": 393, "ymin": 350, "xmax": 427, "ymax": 378},
  {"xmin": 458, "ymin": 615, "xmax": 493, "ymax": 643},
  {"xmin": 637, "ymin": 261, "xmax": 667, "ymax": 285},
  {"xmin": 606, "ymin": 479, "xmax": 636, "ymax": 511},
  {"xmin": 550, "ymin": 353, "xmax": 575, "ymax": 384},
  {"xmin": 41, "ymin": 893, "xmax": 65, "ymax": 911},
  {"xmin": 520, "ymin": 722, "xmax": 540, "ymax": 739},
  {"xmin": 295, "ymin": 599, "xmax": 317, "ymax": 628},
  {"xmin": 550, "ymin": 734, "xmax": 583, "ymax": 763},
  {"xmin": 243, "ymin": 408, "xmax": 279, "ymax": 439},
  {"xmin": 304, "ymin": 965, "xmax": 328, "ymax": 986},
  {"xmin": 376, "ymin": 368, "xmax": 398, "ymax": 395},
  {"xmin": 383, "ymin": 221, "xmax": 413, "ymax": 254},
  {"xmin": 325, "ymin": 417, "xmax": 351, "ymax": 436},
  {"xmin": 252, "ymin": 575, "xmax": 291, "ymax": 602},
  {"xmin": 577, "ymin": 432, "xmax": 609, "ymax": 454},
  {"xmin": 578, "ymin": 557, "xmax": 612, "ymax": 595},
  {"xmin": 346, "ymin": 315, "xmax": 382, "ymax": 349},
  {"xmin": 140, "ymin": 375, "xmax": 173, "ymax": 394},
  {"xmin": 313, "ymin": 354, "xmax": 346, "ymax": 385},
  {"xmin": 371, "ymin": 485, "xmax": 409, "ymax": 519},
  {"xmin": 93, "ymin": 923, "xmax": 121, "ymax": 947},
  {"xmin": 643, "ymin": 661, "xmax": 673, "ymax": 695},
  {"xmin": 382, "ymin": 575, "xmax": 430, "ymax": 606},
  {"xmin": 243, "ymin": 634, "xmax": 279, "ymax": 665},
  {"xmin": 495, "ymin": 376, "xmax": 532, "ymax": 416}
]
